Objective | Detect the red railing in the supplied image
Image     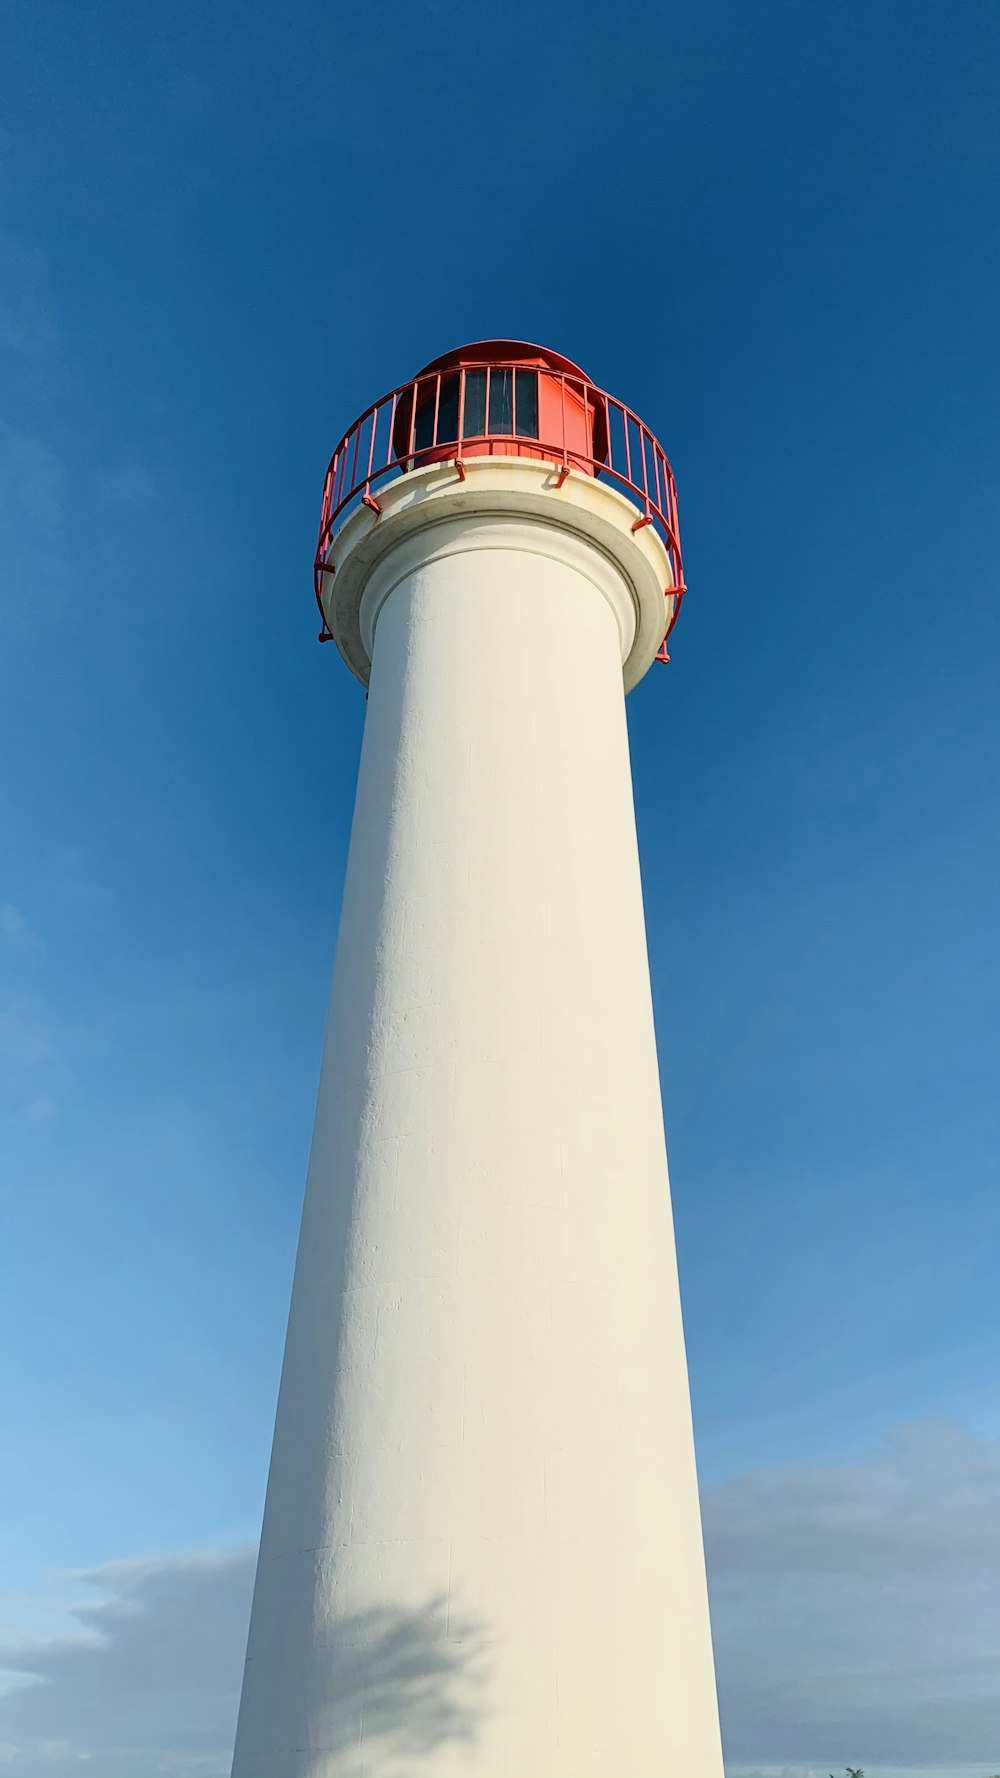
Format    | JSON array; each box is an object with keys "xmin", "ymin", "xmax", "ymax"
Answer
[{"xmin": 314, "ymin": 360, "xmax": 686, "ymax": 660}]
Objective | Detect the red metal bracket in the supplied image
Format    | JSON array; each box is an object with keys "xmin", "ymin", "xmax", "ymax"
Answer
[
  {"xmin": 631, "ymin": 513, "xmax": 654, "ymax": 533},
  {"xmin": 454, "ymin": 458, "xmax": 467, "ymax": 482},
  {"xmin": 361, "ymin": 492, "xmax": 382, "ymax": 516},
  {"xmin": 555, "ymin": 465, "xmax": 571, "ymax": 488}
]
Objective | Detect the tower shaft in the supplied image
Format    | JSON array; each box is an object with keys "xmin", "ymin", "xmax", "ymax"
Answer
[{"xmin": 232, "ymin": 499, "xmax": 724, "ymax": 1776}]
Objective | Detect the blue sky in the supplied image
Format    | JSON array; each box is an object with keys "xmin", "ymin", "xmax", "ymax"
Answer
[{"xmin": 0, "ymin": 0, "xmax": 998, "ymax": 1771}]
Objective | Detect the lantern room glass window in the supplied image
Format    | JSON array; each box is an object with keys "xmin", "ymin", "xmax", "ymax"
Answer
[
  {"xmin": 413, "ymin": 375, "xmax": 459, "ymax": 452},
  {"xmin": 411, "ymin": 367, "xmax": 540, "ymax": 454},
  {"xmin": 462, "ymin": 369, "xmax": 538, "ymax": 440}
]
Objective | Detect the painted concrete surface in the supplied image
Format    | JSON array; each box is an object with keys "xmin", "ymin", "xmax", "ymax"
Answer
[
  {"xmin": 232, "ymin": 500, "xmax": 724, "ymax": 1776},
  {"xmin": 319, "ymin": 456, "xmax": 680, "ymax": 692}
]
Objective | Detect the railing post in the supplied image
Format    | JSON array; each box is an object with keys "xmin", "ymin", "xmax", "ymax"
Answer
[{"xmin": 407, "ymin": 378, "xmax": 418, "ymax": 460}]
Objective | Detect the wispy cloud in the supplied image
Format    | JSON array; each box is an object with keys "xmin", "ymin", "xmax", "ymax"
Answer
[
  {"xmin": 0, "ymin": 903, "xmax": 43, "ymax": 958},
  {"xmin": 0, "ymin": 422, "xmax": 64, "ymax": 626},
  {"xmin": 0, "ymin": 230, "xmax": 154, "ymax": 629},
  {"xmin": 0, "ymin": 425, "xmax": 62, "ymax": 534},
  {"xmin": 95, "ymin": 461, "xmax": 158, "ymax": 507},
  {"xmin": 0, "ymin": 1005, "xmax": 53, "ymax": 1070},
  {"xmin": 21, "ymin": 1092, "xmax": 57, "ymax": 1126},
  {"xmin": 0, "ymin": 233, "xmax": 60, "ymax": 357},
  {"xmin": 0, "ymin": 992, "xmax": 58, "ymax": 1122}
]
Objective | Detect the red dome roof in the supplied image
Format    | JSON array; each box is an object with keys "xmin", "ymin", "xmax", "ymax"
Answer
[{"xmin": 411, "ymin": 340, "xmax": 595, "ymax": 383}]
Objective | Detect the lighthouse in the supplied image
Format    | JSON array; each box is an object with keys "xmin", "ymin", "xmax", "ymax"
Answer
[{"xmin": 231, "ymin": 343, "xmax": 725, "ymax": 1777}]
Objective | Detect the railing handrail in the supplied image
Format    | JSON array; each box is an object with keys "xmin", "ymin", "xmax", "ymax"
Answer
[{"xmin": 315, "ymin": 360, "xmax": 686, "ymax": 661}]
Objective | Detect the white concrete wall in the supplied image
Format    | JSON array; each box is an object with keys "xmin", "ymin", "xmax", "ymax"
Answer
[{"xmin": 232, "ymin": 517, "xmax": 724, "ymax": 1778}]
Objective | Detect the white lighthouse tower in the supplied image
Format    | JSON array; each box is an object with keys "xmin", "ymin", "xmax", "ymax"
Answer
[{"xmin": 231, "ymin": 343, "xmax": 724, "ymax": 1778}]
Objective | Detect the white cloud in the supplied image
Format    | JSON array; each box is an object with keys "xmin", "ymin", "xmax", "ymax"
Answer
[
  {"xmin": 705, "ymin": 1422, "xmax": 1000, "ymax": 1768},
  {"xmin": 0, "ymin": 1424, "xmax": 996, "ymax": 1774},
  {"xmin": 0, "ymin": 1554, "xmax": 488, "ymax": 1776},
  {"xmin": 0, "ymin": 1552, "xmax": 254, "ymax": 1776}
]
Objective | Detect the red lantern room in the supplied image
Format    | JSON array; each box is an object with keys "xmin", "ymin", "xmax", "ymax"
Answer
[
  {"xmin": 315, "ymin": 340, "xmax": 686, "ymax": 662},
  {"xmin": 391, "ymin": 340, "xmax": 609, "ymax": 476}
]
